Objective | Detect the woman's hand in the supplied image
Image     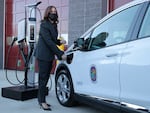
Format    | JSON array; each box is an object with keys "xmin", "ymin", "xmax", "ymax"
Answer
[
  {"xmin": 60, "ymin": 40, "xmax": 66, "ymax": 44},
  {"xmin": 61, "ymin": 54, "xmax": 67, "ymax": 60}
]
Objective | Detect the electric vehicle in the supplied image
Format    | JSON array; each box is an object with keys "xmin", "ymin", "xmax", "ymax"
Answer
[{"xmin": 55, "ymin": 0, "xmax": 150, "ymax": 113}]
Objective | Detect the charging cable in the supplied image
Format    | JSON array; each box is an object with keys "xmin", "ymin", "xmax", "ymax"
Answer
[{"xmin": 5, "ymin": 37, "xmax": 25, "ymax": 85}]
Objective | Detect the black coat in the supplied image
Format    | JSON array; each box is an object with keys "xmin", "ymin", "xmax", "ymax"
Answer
[{"xmin": 35, "ymin": 20, "xmax": 64, "ymax": 61}]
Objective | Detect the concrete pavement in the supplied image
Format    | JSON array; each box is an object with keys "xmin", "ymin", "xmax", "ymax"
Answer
[{"xmin": 0, "ymin": 69, "xmax": 105, "ymax": 113}]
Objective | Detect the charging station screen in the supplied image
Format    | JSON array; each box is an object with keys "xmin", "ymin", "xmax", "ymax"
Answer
[{"xmin": 30, "ymin": 25, "xmax": 34, "ymax": 41}]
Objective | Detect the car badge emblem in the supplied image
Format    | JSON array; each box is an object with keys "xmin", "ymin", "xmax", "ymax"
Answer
[{"xmin": 90, "ymin": 65, "xmax": 97, "ymax": 82}]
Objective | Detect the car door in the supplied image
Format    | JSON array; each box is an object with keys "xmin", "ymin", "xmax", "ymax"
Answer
[
  {"xmin": 71, "ymin": 4, "xmax": 141, "ymax": 102},
  {"xmin": 120, "ymin": 2, "xmax": 150, "ymax": 110}
]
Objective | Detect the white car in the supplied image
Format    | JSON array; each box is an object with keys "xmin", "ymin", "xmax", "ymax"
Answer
[{"xmin": 55, "ymin": 0, "xmax": 150, "ymax": 113}]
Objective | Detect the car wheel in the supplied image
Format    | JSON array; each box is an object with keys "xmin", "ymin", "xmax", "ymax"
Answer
[{"xmin": 55, "ymin": 70, "xmax": 75, "ymax": 107}]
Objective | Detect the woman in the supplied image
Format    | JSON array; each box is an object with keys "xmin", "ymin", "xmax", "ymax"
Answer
[{"xmin": 35, "ymin": 6, "xmax": 66, "ymax": 111}]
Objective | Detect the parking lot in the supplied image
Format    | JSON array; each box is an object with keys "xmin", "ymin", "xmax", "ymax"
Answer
[{"xmin": 0, "ymin": 70, "xmax": 105, "ymax": 113}]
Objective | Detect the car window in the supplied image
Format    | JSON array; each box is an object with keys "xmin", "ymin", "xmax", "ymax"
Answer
[
  {"xmin": 89, "ymin": 5, "xmax": 140, "ymax": 50},
  {"xmin": 138, "ymin": 5, "xmax": 150, "ymax": 38}
]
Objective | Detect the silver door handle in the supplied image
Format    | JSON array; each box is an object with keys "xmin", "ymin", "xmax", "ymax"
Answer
[{"xmin": 106, "ymin": 53, "xmax": 118, "ymax": 57}]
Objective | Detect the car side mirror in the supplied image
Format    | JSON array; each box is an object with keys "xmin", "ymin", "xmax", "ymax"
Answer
[{"xmin": 73, "ymin": 38, "xmax": 84, "ymax": 49}]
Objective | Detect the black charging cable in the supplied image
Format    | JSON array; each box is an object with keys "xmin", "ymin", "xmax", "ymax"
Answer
[
  {"xmin": 5, "ymin": 37, "xmax": 25, "ymax": 85},
  {"xmin": 15, "ymin": 47, "xmax": 25, "ymax": 84}
]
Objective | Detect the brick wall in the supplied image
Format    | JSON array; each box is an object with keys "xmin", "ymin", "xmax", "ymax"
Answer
[
  {"xmin": 68, "ymin": 0, "xmax": 107, "ymax": 46},
  {"xmin": 114, "ymin": 0, "xmax": 133, "ymax": 9}
]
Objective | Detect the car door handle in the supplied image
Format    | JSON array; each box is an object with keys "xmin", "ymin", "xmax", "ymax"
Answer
[{"xmin": 106, "ymin": 53, "xmax": 118, "ymax": 57}]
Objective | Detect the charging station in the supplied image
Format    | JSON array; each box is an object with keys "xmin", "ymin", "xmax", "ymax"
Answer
[{"xmin": 2, "ymin": 1, "xmax": 48, "ymax": 101}]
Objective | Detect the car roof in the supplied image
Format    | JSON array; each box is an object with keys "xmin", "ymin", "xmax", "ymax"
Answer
[{"xmin": 81, "ymin": 0, "xmax": 150, "ymax": 38}]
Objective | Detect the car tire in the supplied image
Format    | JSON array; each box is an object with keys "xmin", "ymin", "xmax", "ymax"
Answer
[{"xmin": 55, "ymin": 70, "xmax": 76, "ymax": 107}]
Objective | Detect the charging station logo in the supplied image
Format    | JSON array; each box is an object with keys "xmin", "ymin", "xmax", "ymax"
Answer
[{"xmin": 90, "ymin": 66, "xmax": 97, "ymax": 82}]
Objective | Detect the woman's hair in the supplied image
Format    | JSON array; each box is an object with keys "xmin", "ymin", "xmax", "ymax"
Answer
[{"xmin": 43, "ymin": 6, "xmax": 58, "ymax": 22}]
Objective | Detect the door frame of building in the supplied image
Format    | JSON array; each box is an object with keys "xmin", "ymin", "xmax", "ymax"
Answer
[
  {"xmin": 0, "ymin": 0, "xmax": 5, "ymax": 69},
  {"xmin": 108, "ymin": 0, "xmax": 115, "ymax": 13}
]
